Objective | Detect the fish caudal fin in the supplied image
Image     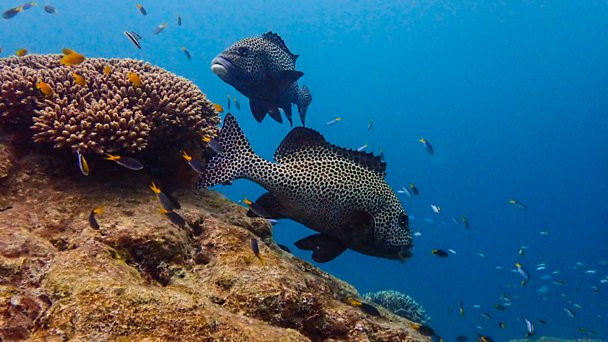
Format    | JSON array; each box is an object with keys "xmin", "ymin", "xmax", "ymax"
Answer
[
  {"xmin": 296, "ymin": 85, "xmax": 312, "ymax": 126},
  {"xmin": 196, "ymin": 114, "xmax": 255, "ymax": 189}
]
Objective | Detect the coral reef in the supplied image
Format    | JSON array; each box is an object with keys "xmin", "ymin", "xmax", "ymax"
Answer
[
  {"xmin": 508, "ymin": 338, "xmax": 603, "ymax": 342},
  {"xmin": 0, "ymin": 144, "xmax": 431, "ymax": 341},
  {"xmin": 0, "ymin": 55, "xmax": 219, "ymax": 155},
  {"xmin": 363, "ymin": 290, "xmax": 431, "ymax": 325}
]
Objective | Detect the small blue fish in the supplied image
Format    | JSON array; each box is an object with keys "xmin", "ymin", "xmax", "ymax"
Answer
[
  {"xmin": 419, "ymin": 138, "xmax": 434, "ymax": 155},
  {"xmin": 516, "ymin": 262, "xmax": 530, "ymax": 280}
]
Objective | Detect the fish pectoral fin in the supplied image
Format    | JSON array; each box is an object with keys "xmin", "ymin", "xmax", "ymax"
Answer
[
  {"xmin": 246, "ymin": 192, "xmax": 286, "ymax": 219},
  {"xmin": 267, "ymin": 107, "xmax": 283, "ymax": 124},
  {"xmin": 294, "ymin": 234, "xmax": 346, "ymax": 263},
  {"xmin": 260, "ymin": 70, "xmax": 304, "ymax": 94}
]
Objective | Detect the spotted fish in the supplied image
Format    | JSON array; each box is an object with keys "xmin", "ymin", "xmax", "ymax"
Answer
[
  {"xmin": 210, "ymin": 32, "xmax": 312, "ymax": 126},
  {"xmin": 197, "ymin": 114, "xmax": 412, "ymax": 262}
]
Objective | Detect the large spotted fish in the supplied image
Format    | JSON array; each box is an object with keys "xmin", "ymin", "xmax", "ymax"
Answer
[
  {"xmin": 210, "ymin": 32, "xmax": 312, "ymax": 126},
  {"xmin": 197, "ymin": 114, "xmax": 413, "ymax": 262}
]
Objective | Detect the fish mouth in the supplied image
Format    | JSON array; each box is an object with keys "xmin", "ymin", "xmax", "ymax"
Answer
[
  {"xmin": 397, "ymin": 246, "xmax": 413, "ymax": 260},
  {"xmin": 211, "ymin": 56, "xmax": 235, "ymax": 78}
]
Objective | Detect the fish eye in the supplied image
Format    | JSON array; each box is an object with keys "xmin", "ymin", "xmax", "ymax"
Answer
[
  {"xmin": 237, "ymin": 46, "xmax": 250, "ymax": 56},
  {"xmin": 398, "ymin": 213, "xmax": 408, "ymax": 227}
]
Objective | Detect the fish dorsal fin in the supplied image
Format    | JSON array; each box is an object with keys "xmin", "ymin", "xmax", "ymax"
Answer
[
  {"xmin": 274, "ymin": 127, "xmax": 387, "ymax": 177},
  {"xmin": 262, "ymin": 31, "xmax": 298, "ymax": 60}
]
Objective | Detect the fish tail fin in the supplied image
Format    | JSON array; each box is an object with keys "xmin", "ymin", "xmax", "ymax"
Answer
[
  {"xmin": 296, "ymin": 85, "xmax": 312, "ymax": 126},
  {"xmin": 196, "ymin": 113, "xmax": 256, "ymax": 189}
]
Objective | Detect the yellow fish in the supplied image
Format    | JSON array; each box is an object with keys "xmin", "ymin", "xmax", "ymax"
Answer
[
  {"xmin": 103, "ymin": 65, "xmax": 111, "ymax": 75},
  {"xmin": 213, "ymin": 103, "xmax": 224, "ymax": 113},
  {"xmin": 72, "ymin": 72, "xmax": 86, "ymax": 86},
  {"xmin": 60, "ymin": 51, "xmax": 85, "ymax": 66},
  {"xmin": 15, "ymin": 48, "xmax": 28, "ymax": 57},
  {"xmin": 36, "ymin": 80, "xmax": 53, "ymax": 97},
  {"xmin": 128, "ymin": 72, "xmax": 142, "ymax": 87}
]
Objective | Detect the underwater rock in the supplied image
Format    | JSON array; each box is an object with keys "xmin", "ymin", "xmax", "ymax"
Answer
[
  {"xmin": 0, "ymin": 147, "xmax": 431, "ymax": 341},
  {"xmin": 0, "ymin": 54, "xmax": 219, "ymax": 155},
  {"xmin": 363, "ymin": 290, "xmax": 431, "ymax": 325}
]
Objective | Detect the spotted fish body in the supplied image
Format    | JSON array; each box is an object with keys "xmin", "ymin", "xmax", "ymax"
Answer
[
  {"xmin": 198, "ymin": 114, "xmax": 412, "ymax": 262},
  {"xmin": 211, "ymin": 32, "xmax": 312, "ymax": 126}
]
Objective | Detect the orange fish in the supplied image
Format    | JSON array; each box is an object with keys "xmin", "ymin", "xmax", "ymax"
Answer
[
  {"xmin": 213, "ymin": 103, "xmax": 224, "ymax": 113},
  {"xmin": 128, "ymin": 72, "xmax": 142, "ymax": 87},
  {"xmin": 15, "ymin": 48, "xmax": 28, "ymax": 57},
  {"xmin": 72, "ymin": 72, "xmax": 86, "ymax": 86},
  {"xmin": 60, "ymin": 50, "xmax": 85, "ymax": 66},
  {"xmin": 36, "ymin": 80, "xmax": 53, "ymax": 97},
  {"xmin": 103, "ymin": 65, "xmax": 111, "ymax": 75}
]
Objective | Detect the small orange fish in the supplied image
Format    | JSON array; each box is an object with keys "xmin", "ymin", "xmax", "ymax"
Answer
[
  {"xmin": 128, "ymin": 72, "xmax": 142, "ymax": 87},
  {"xmin": 15, "ymin": 48, "xmax": 28, "ymax": 57},
  {"xmin": 36, "ymin": 80, "xmax": 53, "ymax": 97},
  {"xmin": 60, "ymin": 51, "xmax": 85, "ymax": 66},
  {"xmin": 213, "ymin": 103, "xmax": 224, "ymax": 113},
  {"xmin": 103, "ymin": 65, "xmax": 111, "ymax": 75},
  {"xmin": 72, "ymin": 72, "xmax": 86, "ymax": 86}
]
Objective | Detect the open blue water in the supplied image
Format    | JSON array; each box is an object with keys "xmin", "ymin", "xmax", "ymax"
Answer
[{"xmin": 3, "ymin": 1, "xmax": 607, "ymax": 340}]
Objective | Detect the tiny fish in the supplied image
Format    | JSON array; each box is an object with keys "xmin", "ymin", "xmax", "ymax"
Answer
[
  {"xmin": 153, "ymin": 22, "xmax": 168, "ymax": 35},
  {"xmin": 419, "ymin": 138, "xmax": 434, "ymax": 155},
  {"xmin": 181, "ymin": 151, "xmax": 204, "ymax": 174},
  {"xmin": 43, "ymin": 5, "xmax": 57, "ymax": 14},
  {"xmin": 367, "ymin": 120, "xmax": 373, "ymax": 131},
  {"xmin": 267, "ymin": 219, "xmax": 278, "ymax": 225},
  {"xmin": 564, "ymin": 307, "xmax": 576, "ymax": 318},
  {"xmin": 515, "ymin": 262, "xmax": 530, "ymax": 280},
  {"xmin": 448, "ymin": 248, "xmax": 457, "ymax": 254},
  {"xmin": 16, "ymin": 48, "xmax": 28, "ymax": 57},
  {"xmin": 277, "ymin": 243, "xmax": 291, "ymax": 253},
  {"xmin": 2, "ymin": 6, "xmax": 23, "ymax": 19},
  {"xmin": 177, "ymin": 15, "xmax": 182, "ymax": 26},
  {"xmin": 539, "ymin": 230, "xmax": 549, "ymax": 235},
  {"xmin": 397, "ymin": 186, "xmax": 413, "ymax": 198},
  {"xmin": 243, "ymin": 196, "xmax": 271, "ymax": 218},
  {"xmin": 508, "ymin": 199, "xmax": 527, "ymax": 210},
  {"xmin": 413, "ymin": 231, "xmax": 422, "ymax": 237},
  {"xmin": 478, "ymin": 253, "xmax": 486, "ymax": 258},
  {"xmin": 232, "ymin": 97, "xmax": 241, "ymax": 110},
  {"xmin": 76, "ymin": 150, "xmax": 89, "ymax": 176},
  {"xmin": 431, "ymin": 204, "xmax": 441, "ymax": 214},
  {"xmin": 459, "ymin": 301, "xmax": 465, "ymax": 316},
  {"xmin": 480, "ymin": 312, "xmax": 492, "ymax": 319},
  {"xmin": 493, "ymin": 304, "xmax": 506, "ymax": 311},
  {"xmin": 552, "ymin": 279, "xmax": 566, "ymax": 285},
  {"xmin": 150, "ymin": 182, "xmax": 175, "ymax": 212},
  {"xmin": 226, "ymin": 94, "xmax": 231, "ymax": 109},
  {"xmin": 585, "ymin": 269, "xmax": 597, "ymax": 274},
  {"xmin": 72, "ymin": 72, "xmax": 86, "ymax": 86},
  {"xmin": 409, "ymin": 183, "xmax": 419, "ymax": 195},
  {"xmin": 250, "ymin": 237, "xmax": 264, "ymax": 264},
  {"xmin": 88, "ymin": 207, "xmax": 103, "ymax": 230},
  {"xmin": 477, "ymin": 336, "xmax": 493, "ymax": 342},
  {"xmin": 518, "ymin": 246, "xmax": 527, "ymax": 256},
  {"xmin": 348, "ymin": 299, "xmax": 380, "ymax": 316},
  {"xmin": 103, "ymin": 65, "xmax": 111, "ymax": 75},
  {"xmin": 326, "ymin": 117, "xmax": 342, "ymax": 125},
  {"xmin": 460, "ymin": 215, "xmax": 470, "ymax": 228},
  {"xmin": 104, "ymin": 153, "xmax": 144, "ymax": 170},
  {"xmin": 408, "ymin": 322, "xmax": 437, "ymax": 337},
  {"xmin": 498, "ymin": 322, "xmax": 506, "ymax": 329},
  {"xmin": 213, "ymin": 103, "xmax": 224, "ymax": 113},
  {"xmin": 202, "ymin": 134, "xmax": 224, "ymax": 154},
  {"xmin": 60, "ymin": 51, "xmax": 85, "ymax": 66},
  {"xmin": 356, "ymin": 144, "xmax": 368, "ymax": 152},
  {"xmin": 136, "ymin": 3, "xmax": 146, "ymax": 15},
  {"xmin": 160, "ymin": 208, "xmax": 185, "ymax": 227},
  {"xmin": 127, "ymin": 72, "xmax": 142, "ymax": 87},
  {"xmin": 432, "ymin": 249, "xmax": 449, "ymax": 257},
  {"xmin": 538, "ymin": 319, "xmax": 546, "ymax": 325},
  {"xmin": 181, "ymin": 47, "xmax": 191, "ymax": 60},
  {"xmin": 36, "ymin": 80, "xmax": 53, "ymax": 97},
  {"xmin": 21, "ymin": 2, "xmax": 37, "ymax": 10},
  {"xmin": 124, "ymin": 31, "xmax": 142, "ymax": 49}
]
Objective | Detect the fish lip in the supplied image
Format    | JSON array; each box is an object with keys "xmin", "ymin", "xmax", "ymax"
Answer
[
  {"xmin": 397, "ymin": 246, "xmax": 413, "ymax": 260},
  {"xmin": 211, "ymin": 56, "xmax": 235, "ymax": 78}
]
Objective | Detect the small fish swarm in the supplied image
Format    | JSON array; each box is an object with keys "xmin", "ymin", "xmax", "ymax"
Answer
[
  {"xmin": 363, "ymin": 290, "xmax": 431, "ymax": 325},
  {"xmin": 0, "ymin": 54, "xmax": 219, "ymax": 154}
]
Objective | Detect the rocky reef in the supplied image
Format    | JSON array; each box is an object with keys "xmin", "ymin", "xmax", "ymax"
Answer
[
  {"xmin": 508, "ymin": 337, "xmax": 604, "ymax": 342},
  {"xmin": 0, "ymin": 56, "xmax": 430, "ymax": 341},
  {"xmin": 363, "ymin": 290, "xmax": 431, "ymax": 325}
]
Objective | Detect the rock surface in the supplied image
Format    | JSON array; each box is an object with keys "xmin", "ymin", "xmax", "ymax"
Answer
[{"xmin": 0, "ymin": 143, "xmax": 430, "ymax": 341}]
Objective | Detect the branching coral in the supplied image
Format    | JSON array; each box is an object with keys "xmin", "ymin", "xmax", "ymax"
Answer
[
  {"xmin": 0, "ymin": 55, "xmax": 219, "ymax": 154},
  {"xmin": 362, "ymin": 290, "xmax": 431, "ymax": 325}
]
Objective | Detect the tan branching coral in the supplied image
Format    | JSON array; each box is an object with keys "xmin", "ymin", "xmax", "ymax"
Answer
[{"xmin": 0, "ymin": 55, "xmax": 219, "ymax": 154}]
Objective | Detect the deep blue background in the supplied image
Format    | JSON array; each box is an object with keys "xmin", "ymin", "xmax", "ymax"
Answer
[{"xmin": 2, "ymin": 1, "xmax": 607, "ymax": 340}]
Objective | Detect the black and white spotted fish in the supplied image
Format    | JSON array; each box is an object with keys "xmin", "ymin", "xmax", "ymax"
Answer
[
  {"xmin": 210, "ymin": 32, "xmax": 312, "ymax": 126},
  {"xmin": 197, "ymin": 114, "xmax": 412, "ymax": 262}
]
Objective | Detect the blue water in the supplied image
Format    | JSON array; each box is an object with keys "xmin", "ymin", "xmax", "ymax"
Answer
[{"xmin": 3, "ymin": 1, "xmax": 607, "ymax": 340}]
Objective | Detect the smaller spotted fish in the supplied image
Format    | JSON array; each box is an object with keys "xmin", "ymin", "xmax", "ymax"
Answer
[
  {"xmin": 508, "ymin": 199, "xmax": 527, "ymax": 210},
  {"xmin": 250, "ymin": 237, "xmax": 264, "ymax": 264},
  {"xmin": 326, "ymin": 117, "xmax": 342, "ymax": 125},
  {"xmin": 43, "ymin": 5, "xmax": 57, "ymax": 14},
  {"xmin": 72, "ymin": 72, "xmax": 86, "ymax": 86},
  {"xmin": 181, "ymin": 47, "xmax": 191, "ymax": 60},
  {"xmin": 432, "ymin": 249, "xmax": 449, "ymax": 257},
  {"xmin": 177, "ymin": 15, "xmax": 182, "ymax": 26},
  {"xmin": 213, "ymin": 103, "xmax": 224, "ymax": 113},
  {"xmin": 347, "ymin": 299, "xmax": 380, "ymax": 316},
  {"xmin": 202, "ymin": 135, "xmax": 223, "ymax": 154},
  {"xmin": 16, "ymin": 48, "xmax": 28, "ymax": 57},
  {"xmin": 60, "ymin": 50, "xmax": 85, "ymax": 66},
  {"xmin": 89, "ymin": 207, "xmax": 103, "ymax": 230},
  {"xmin": 36, "ymin": 80, "xmax": 53, "ymax": 97},
  {"xmin": 127, "ymin": 72, "xmax": 142, "ymax": 87},
  {"xmin": 136, "ymin": 3, "xmax": 146, "ymax": 15},
  {"xmin": 103, "ymin": 65, "xmax": 112, "ymax": 75},
  {"xmin": 153, "ymin": 22, "xmax": 168, "ymax": 35},
  {"xmin": 150, "ymin": 182, "xmax": 175, "ymax": 212},
  {"xmin": 76, "ymin": 150, "xmax": 89, "ymax": 176},
  {"xmin": 160, "ymin": 208, "xmax": 185, "ymax": 227},
  {"xmin": 181, "ymin": 151, "xmax": 204, "ymax": 174},
  {"xmin": 123, "ymin": 31, "xmax": 142, "ymax": 49},
  {"xmin": 419, "ymin": 138, "xmax": 434, "ymax": 155},
  {"xmin": 104, "ymin": 153, "xmax": 144, "ymax": 170},
  {"xmin": 3, "ymin": 6, "xmax": 23, "ymax": 19}
]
